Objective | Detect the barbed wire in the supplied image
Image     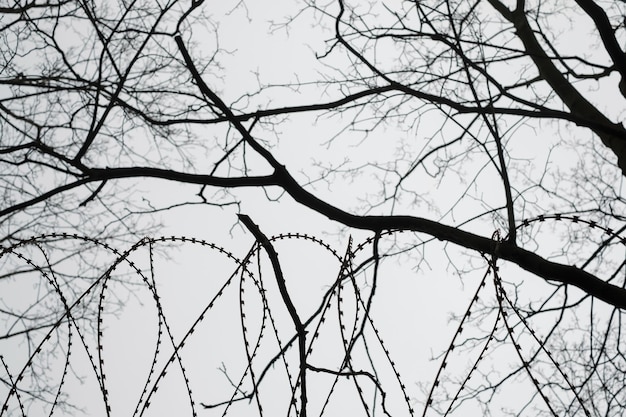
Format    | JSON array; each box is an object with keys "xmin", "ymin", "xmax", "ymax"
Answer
[{"xmin": 1, "ymin": 213, "xmax": 625, "ymax": 416}]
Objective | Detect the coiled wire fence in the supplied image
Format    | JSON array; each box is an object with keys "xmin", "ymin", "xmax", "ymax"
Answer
[{"xmin": 1, "ymin": 213, "xmax": 625, "ymax": 416}]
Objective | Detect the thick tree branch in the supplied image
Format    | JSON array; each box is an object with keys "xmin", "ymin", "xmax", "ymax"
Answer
[
  {"xmin": 0, "ymin": 168, "xmax": 278, "ymax": 219},
  {"xmin": 238, "ymin": 214, "xmax": 308, "ymax": 417},
  {"xmin": 271, "ymin": 168, "xmax": 626, "ymax": 309},
  {"xmin": 14, "ymin": 159, "xmax": 622, "ymax": 309},
  {"xmin": 574, "ymin": 0, "xmax": 626, "ymax": 77},
  {"xmin": 489, "ymin": 0, "xmax": 626, "ymax": 175},
  {"xmin": 87, "ymin": 167, "xmax": 278, "ymax": 187},
  {"xmin": 174, "ymin": 28, "xmax": 626, "ymax": 310}
]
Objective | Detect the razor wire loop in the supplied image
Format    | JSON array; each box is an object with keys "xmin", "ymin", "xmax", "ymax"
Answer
[{"xmin": 1, "ymin": 212, "xmax": 623, "ymax": 416}]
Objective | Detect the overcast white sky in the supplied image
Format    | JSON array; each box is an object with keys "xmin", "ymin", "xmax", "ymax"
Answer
[{"xmin": 1, "ymin": 1, "xmax": 620, "ymax": 416}]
